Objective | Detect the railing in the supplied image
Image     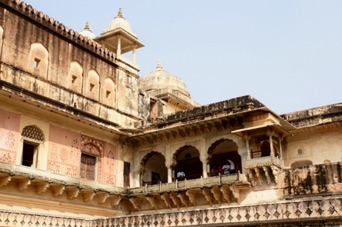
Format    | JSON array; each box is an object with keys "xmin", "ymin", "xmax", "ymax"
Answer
[
  {"xmin": 244, "ymin": 154, "xmax": 282, "ymax": 168},
  {"xmin": 129, "ymin": 173, "xmax": 246, "ymax": 195},
  {"xmin": 280, "ymin": 161, "xmax": 342, "ymax": 197},
  {"xmin": 0, "ymin": 162, "xmax": 127, "ymax": 194}
]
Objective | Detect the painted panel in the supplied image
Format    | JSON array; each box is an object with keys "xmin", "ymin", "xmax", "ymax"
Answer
[{"xmin": 0, "ymin": 109, "xmax": 20, "ymax": 163}]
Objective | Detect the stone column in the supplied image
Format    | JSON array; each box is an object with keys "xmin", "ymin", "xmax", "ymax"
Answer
[
  {"xmin": 202, "ymin": 161, "xmax": 208, "ymax": 178},
  {"xmin": 278, "ymin": 136, "xmax": 283, "ymax": 159},
  {"xmin": 199, "ymin": 138, "xmax": 208, "ymax": 178},
  {"xmin": 269, "ymin": 133, "xmax": 274, "ymax": 157},
  {"xmin": 168, "ymin": 166, "xmax": 173, "ymax": 183},
  {"xmin": 245, "ymin": 135, "xmax": 251, "ymax": 160},
  {"xmin": 132, "ymin": 44, "xmax": 136, "ymax": 63},
  {"xmin": 117, "ymin": 35, "xmax": 121, "ymax": 56}
]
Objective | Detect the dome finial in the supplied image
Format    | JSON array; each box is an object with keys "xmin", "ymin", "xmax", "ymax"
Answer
[
  {"xmin": 117, "ymin": 8, "xmax": 123, "ymax": 18},
  {"xmin": 156, "ymin": 60, "xmax": 163, "ymax": 70},
  {"xmin": 84, "ymin": 21, "xmax": 90, "ymax": 30}
]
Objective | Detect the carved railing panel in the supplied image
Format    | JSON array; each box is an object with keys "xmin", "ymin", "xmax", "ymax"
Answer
[
  {"xmin": 279, "ymin": 162, "xmax": 342, "ymax": 197},
  {"xmin": 96, "ymin": 197, "xmax": 342, "ymax": 227},
  {"xmin": 130, "ymin": 174, "xmax": 240, "ymax": 195}
]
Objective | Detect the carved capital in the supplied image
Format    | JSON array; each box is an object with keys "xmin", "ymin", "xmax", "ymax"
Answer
[
  {"xmin": 146, "ymin": 196, "xmax": 158, "ymax": 210},
  {"xmin": 109, "ymin": 194, "xmax": 122, "ymax": 207},
  {"xmin": 0, "ymin": 175, "xmax": 11, "ymax": 187},
  {"xmin": 220, "ymin": 185, "xmax": 232, "ymax": 204},
  {"xmin": 66, "ymin": 187, "xmax": 80, "ymax": 199},
  {"xmin": 211, "ymin": 186, "xmax": 223, "ymax": 204},
  {"xmin": 96, "ymin": 191, "xmax": 110, "ymax": 204},
  {"xmin": 170, "ymin": 192, "xmax": 182, "ymax": 209},
  {"xmin": 202, "ymin": 188, "xmax": 214, "ymax": 206},
  {"xmin": 178, "ymin": 192, "xmax": 191, "ymax": 207},
  {"xmin": 50, "ymin": 184, "xmax": 65, "ymax": 196},
  {"xmin": 129, "ymin": 197, "xmax": 141, "ymax": 211},
  {"xmin": 35, "ymin": 182, "xmax": 50, "ymax": 194},
  {"xmin": 17, "ymin": 179, "xmax": 31, "ymax": 191},
  {"xmin": 161, "ymin": 193, "xmax": 173, "ymax": 209},
  {"xmin": 82, "ymin": 190, "xmax": 95, "ymax": 202}
]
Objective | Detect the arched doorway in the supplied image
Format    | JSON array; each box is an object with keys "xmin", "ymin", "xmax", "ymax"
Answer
[
  {"xmin": 140, "ymin": 152, "xmax": 167, "ymax": 185},
  {"xmin": 208, "ymin": 139, "xmax": 241, "ymax": 176},
  {"xmin": 173, "ymin": 146, "xmax": 202, "ymax": 180}
]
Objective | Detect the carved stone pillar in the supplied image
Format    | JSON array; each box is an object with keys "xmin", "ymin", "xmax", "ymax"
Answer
[
  {"xmin": 278, "ymin": 136, "xmax": 283, "ymax": 160},
  {"xmin": 117, "ymin": 35, "xmax": 121, "ymax": 56},
  {"xmin": 269, "ymin": 133, "xmax": 274, "ymax": 158},
  {"xmin": 132, "ymin": 44, "xmax": 136, "ymax": 63},
  {"xmin": 263, "ymin": 166, "xmax": 272, "ymax": 185},
  {"xmin": 254, "ymin": 167, "xmax": 263, "ymax": 185},
  {"xmin": 202, "ymin": 161, "xmax": 208, "ymax": 178},
  {"xmin": 245, "ymin": 135, "xmax": 251, "ymax": 160},
  {"xmin": 168, "ymin": 166, "xmax": 173, "ymax": 183}
]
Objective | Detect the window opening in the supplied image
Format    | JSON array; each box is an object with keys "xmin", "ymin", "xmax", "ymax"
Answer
[
  {"xmin": 106, "ymin": 90, "xmax": 111, "ymax": 98},
  {"xmin": 80, "ymin": 153, "xmax": 96, "ymax": 180},
  {"xmin": 89, "ymin": 83, "xmax": 95, "ymax": 91},
  {"xmin": 33, "ymin": 58, "xmax": 40, "ymax": 69},
  {"xmin": 22, "ymin": 141, "xmax": 38, "ymax": 167},
  {"xmin": 72, "ymin": 75, "xmax": 77, "ymax": 84}
]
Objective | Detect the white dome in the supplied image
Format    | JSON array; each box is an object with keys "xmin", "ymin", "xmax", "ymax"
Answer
[
  {"xmin": 80, "ymin": 22, "xmax": 96, "ymax": 39},
  {"xmin": 139, "ymin": 61, "xmax": 191, "ymax": 99},
  {"xmin": 101, "ymin": 8, "xmax": 136, "ymax": 37}
]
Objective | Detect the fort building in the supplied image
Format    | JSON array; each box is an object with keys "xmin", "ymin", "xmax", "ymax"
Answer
[{"xmin": 0, "ymin": 1, "xmax": 341, "ymax": 226}]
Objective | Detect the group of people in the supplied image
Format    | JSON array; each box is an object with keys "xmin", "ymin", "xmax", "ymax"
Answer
[
  {"xmin": 176, "ymin": 160, "xmax": 236, "ymax": 180},
  {"xmin": 210, "ymin": 160, "xmax": 235, "ymax": 176}
]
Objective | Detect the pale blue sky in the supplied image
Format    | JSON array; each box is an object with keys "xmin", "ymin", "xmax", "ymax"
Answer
[{"xmin": 24, "ymin": 0, "xmax": 342, "ymax": 114}]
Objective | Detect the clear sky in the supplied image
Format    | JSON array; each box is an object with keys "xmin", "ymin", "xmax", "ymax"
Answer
[{"xmin": 23, "ymin": 0, "xmax": 342, "ymax": 114}]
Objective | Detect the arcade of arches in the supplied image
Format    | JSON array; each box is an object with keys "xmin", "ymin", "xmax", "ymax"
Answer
[{"xmin": 139, "ymin": 139, "xmax": 242, "ymax": 186}]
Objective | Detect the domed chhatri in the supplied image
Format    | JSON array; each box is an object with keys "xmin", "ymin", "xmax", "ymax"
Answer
[
  {"xmin": 139, "ymin": 61, "xmax": 198, "ymax": 109},
  {"xmin": 79, "ymin": 22, "xmax": 96, "ymax": 39},
  {"xmin": 101, "ymin": 8, "xmax": 136, "ymax": 37},
  {"xmin": 94, "ymin": 8, "xmax": 144, "ymax": 61}
]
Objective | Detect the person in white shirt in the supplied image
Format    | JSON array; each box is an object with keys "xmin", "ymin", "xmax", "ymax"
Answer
[
  {"xmin": 222, "ymin": 160, "xmax": 235, "ymax": 175},
  {"xmin": 177, "ymin": 170, "xmax": 186, "ymax": 181}
]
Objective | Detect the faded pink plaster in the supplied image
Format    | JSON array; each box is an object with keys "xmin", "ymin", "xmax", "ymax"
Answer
[
  {"xmin": 101, "ymin": 142, "xmax": 117, "ymax": 184},
  {"xmin": 48, "ymin": 125, "xmax": 118, "ymax": 185},
  {"xmin": 0, "ymin": 108, "xmax": 20, "ymax": 163},
  {"xmin": 48, "ymin": 124, "xmax": 81, "ymax": 177}
]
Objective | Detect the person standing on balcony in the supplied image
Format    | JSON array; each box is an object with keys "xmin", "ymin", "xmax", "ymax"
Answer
[
  {"xmin": 222, "ymin": 162, "xmax": 230, "ymax": 175},
  {"xmin": 177, "ymin": 170, "xmax": 186, "ymax": 181}
]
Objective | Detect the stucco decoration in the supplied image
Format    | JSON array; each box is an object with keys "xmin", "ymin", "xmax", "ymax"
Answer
[{"xmin": 22, "ymin": 125, "xmax": 44, "ymax": 141}]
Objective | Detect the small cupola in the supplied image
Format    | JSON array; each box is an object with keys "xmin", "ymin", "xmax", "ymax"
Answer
[{"xmin": 94, "ymin": 8, "xmax": 144, "ymax": 63}]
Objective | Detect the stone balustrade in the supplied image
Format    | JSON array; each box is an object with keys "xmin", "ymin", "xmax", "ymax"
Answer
[
  {"xmin": 279, "ymin": 161, "xmax": 342, "ymax": 197},
  {"xmin": 129, "ymin": 173, "xmax": 241, "ymax": 195}
]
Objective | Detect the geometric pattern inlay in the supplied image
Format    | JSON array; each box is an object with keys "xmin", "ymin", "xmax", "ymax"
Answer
[
  {"xmin": 2, "ymin": 197, "xmax": 340, "ymax": 227},
  {"xmin": 21, "ymin": 125, "xmax": 44, "ymax": 141}
]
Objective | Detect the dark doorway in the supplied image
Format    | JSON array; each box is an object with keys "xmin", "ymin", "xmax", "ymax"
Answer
[
  {"xmin": 124, "ymin": 162, "xmax": 130, "ymax": 188},
  {"xmin": 22, "ymin": 142, "xmax": 37, "ymax": 167}
]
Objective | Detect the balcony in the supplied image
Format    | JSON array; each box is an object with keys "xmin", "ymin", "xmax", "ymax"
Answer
[
  {"xmin": 129, "ymin": 173, "xmax": 246, "ymax": 195},
  {"xmin": 244, "ymin": 153, "xmax": 282, "ymax": 169}
]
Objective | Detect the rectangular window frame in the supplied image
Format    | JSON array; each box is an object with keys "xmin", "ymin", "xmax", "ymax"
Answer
[
  {"xmin": 22, "ymin": 140, "xmax": 39, "ymax": 168},
  {"xmin": 80, "ymin": 152, "xmax": 97, "ymax": 181}
]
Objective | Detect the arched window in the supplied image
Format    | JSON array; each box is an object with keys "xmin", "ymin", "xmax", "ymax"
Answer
[
  {"xmin": 140, "ymin": 151, "xmax": 167, "ymax": 186},
  {"xmin": 67, "ymin": 61, "xmax": 83, "ymax": 94},
  {"xmin": 102, "ymin": 78, "xmax": 115, "ymax": 107},
  {"xmin": 86, "ymin": 70, "xmax": 100, "ymax": 100},
  {"xmin": 21, "ymin": 125, "xmax": 44, "ymax": 167},
  {"xmin": 28, "ymin": 43, "xmax": 49, "ymax": 79}
]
